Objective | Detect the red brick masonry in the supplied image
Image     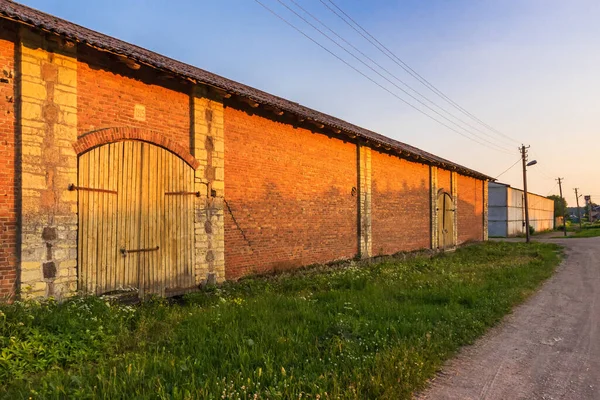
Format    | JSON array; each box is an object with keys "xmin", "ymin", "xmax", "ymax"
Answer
[
  {"xmin": 0, "ymin": 22, "xmax": 17, "ymax": 300},
  {"xmin": 73, "ymin": 127, "xmax": 200, "ymax": 170}
]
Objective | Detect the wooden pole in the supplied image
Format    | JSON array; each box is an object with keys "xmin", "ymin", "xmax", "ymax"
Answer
[
  {"xmin": 521, "ymin": 145, "xmax": 531, "ymax": 243},
  {"xmin": 575, "ymin": 188, "xmax": 582, "ymax": 230},
  {"xmin": 557, "ymin": 177, "xmax": 566, "ymax": 237}
]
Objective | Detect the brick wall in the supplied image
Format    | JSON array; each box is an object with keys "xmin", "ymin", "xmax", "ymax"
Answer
[
  {"xmin": 371, "ymin": 151, "xmax": 430, "ymax": 255},
  {"xmin": 0, "ymin": 18, "xmax": 492, "ymax": 299},
  {"xmin": 0, "ymin": 21, "xmax": 17, "ymax": 300},
  {"xmin": 223, "ymin": 106, "xmax": 358, "ymax": 279},
  {"xmin": 457, "ymin": 174, "xmax": 484, "ymax": 243},
  {"xmin": 77, "ymin": 46, "xmax": 191, "ymax": 150},
  {"xmin": 438, "ymin": 168, "xmax": 452, "ymax": 193}
]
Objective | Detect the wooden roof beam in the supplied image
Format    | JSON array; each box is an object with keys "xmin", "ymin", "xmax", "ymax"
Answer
[
  {"xmin": 46, "ymin": 34, "xmax": 75, "ymax": 49},
  {"xmin": 240, "ymin": 97, "xmax": 259, "ymax": 108},
  {"xmin": 212, "ymin": 87, "xmax": 232, "ymax": 99},
  {"xmin": 116, "ymin": 54, "xmax": 140, "ymax": 70},
  {"xmin": 307, "ymin": 119, "xmax": 325, "ymax": 129},
  {"xmin": 264, "ymin": 105, "xmax": 284, "ymax": 116}
]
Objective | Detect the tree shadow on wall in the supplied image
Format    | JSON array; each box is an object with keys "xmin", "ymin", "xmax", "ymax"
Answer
[
  {"xmin": 223, "ymin": 179, "xmax": 358, "ymax": 279},
  {"xmin": 222, "ymin": 174, "xmax": 484, "ymax": 280},
  {"xmin": 370, "ymin": 178, "xmax": 431, "ymax": 255}
]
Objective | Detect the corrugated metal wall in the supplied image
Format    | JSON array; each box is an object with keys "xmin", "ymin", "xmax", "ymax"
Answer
[
  {"xmin": 488, "ymin": 183, "xmax": 555, "ymax": 237},
  {"xmin": 488, "ymin": 183, "xmax": 508, "ymax": 237}
]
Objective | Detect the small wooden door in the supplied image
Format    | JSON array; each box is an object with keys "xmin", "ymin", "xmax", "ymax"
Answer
[
  {"xmin": 78, "ymin": 141, "xmax": 195, "ymax": 297},
  {"xmin": 437, "ymin": 191, "xmax": 455, "ymax": 250}
]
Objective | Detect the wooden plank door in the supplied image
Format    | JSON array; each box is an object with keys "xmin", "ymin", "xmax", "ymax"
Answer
[
  {"xmin": 437, "ymin": 193, "xmax": 446, "ymax": 249},
  {"xmin": 78, "ymin": 141, "xmax": 196, "ymax": 297},
  {"xmin": 78, "ymin": 142, "xmax": 121, "ymax": 295},
  {"xmin": 115, "ymin": 141, "xmax": 164, "ymax": 298},
  {"xmin": 162, "ymin": 151, "xmax": 196, "ymax": 296},
  {"xmin": 443, "ymin": 194, "xmax": 455, "ymax": 248},
  {"xmin": 437, "ymin": 192, "xmax": 455, "ymax": 250}
]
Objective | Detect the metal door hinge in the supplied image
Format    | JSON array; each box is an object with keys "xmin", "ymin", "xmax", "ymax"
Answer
[{"xmin": 165, "ymin": 191, "xmax": 200, "ymax": 197}]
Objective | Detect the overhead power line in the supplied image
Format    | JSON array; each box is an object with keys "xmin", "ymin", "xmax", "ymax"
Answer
[
  {"xmin": 526, "ymin": 182, "xmax": 558, "ymax": 210},
  {"xmin": 272, "ymin": 0, "xmax": 513, "ymax": 153},
  {"xmin": 283, "ymin": 0, "xmax": 514, "ymax": 150},
  {"xmin": 494, "ymin": 158, "xmax": 521, "ymax": 180},
  {"xmin": 529, "ymin": 167, "xmax": 555, "ymax": 181},
  {"xmin": 254, "ymin": 0, "xmax": 514, "ymax": 155},
  {"xmin": 545, "ymin": 183, "xmax": 559, "ymax": 196},
  {"xmin": 529, "ymin": 150, "xmax": 557, "ymax": 180},
  {"xmin": 320, "ymin": 0, "xmax": 520, "ymax": 146}
]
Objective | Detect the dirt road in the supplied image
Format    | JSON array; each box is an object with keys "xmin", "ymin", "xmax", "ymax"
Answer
[{"xmin": 417, "ymin": 237, "xmax": 600, "ymax": 400}]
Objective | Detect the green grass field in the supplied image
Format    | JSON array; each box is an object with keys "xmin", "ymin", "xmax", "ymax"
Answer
[
  {"xmin": 570, "ymin": 228, "xmax": 600, "ymax": 238},
  {"xmin": 0, "ymin": 241, "xmax": 561, "ymax": 399},
  {"xmin": 551, "ymin": 225, "xmax": 600, "ymax": 238}
]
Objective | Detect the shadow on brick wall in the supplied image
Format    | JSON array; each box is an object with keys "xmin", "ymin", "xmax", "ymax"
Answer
[{"xmin": 224, "ymin": 179, "xmax": 358, "ymax": 280}]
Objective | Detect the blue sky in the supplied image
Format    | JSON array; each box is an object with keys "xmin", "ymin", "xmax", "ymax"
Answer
[{"xmin": 20, "ymin": 0, "xmax": 600, "ymax": 205}]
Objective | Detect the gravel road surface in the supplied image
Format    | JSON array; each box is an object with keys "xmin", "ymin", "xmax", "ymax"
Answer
[{"xmin": 417, "ymin": 237, "xmax": 600, "ymax": 400}]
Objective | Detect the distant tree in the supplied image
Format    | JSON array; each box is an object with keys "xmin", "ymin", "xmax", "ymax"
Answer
[{"xmin": 547, "ymin": 195, "xmax": 567, "ymax": 218}]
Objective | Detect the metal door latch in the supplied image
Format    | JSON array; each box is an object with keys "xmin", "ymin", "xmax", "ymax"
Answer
[
  {"xmin": 120, "ymin": 246, "xmax": 159, "ymax": 257},
  {"xmin": 69, "ymin": 183, "xmax": 117, "ymax": 194}
]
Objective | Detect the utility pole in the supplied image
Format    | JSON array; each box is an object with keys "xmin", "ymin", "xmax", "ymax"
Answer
[
  {"xmin": 574, "ymin": 188, "xmax": 582, "ymax": 230},
  {"xmin": 557, "ymin": 178, "xmax": 566, "ymax": 237},
  {"xmin": 521, "ymin": 145, "xmax": 532, "ymax": 243}
]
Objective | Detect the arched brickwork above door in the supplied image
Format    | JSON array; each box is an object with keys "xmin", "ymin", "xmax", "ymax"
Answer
[{"xmin": 73, "ymin": 127, "xmax": 200, "ymax": 170}]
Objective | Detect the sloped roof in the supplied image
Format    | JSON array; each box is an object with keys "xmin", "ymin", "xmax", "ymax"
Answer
[{"xmin": 0, "ymin": 0, "xmax": 493, "ymax": 180}]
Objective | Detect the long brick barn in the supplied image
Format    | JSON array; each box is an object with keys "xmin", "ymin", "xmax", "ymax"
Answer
[{"xmin": 0, "ymin": 1, "xmax": 492, "ymax": 300}]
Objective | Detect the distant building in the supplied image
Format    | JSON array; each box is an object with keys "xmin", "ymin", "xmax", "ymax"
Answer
[
  {"xmin": 488, "ymin": 182, "xmax": 554, "ymax": 237},
  {"xmin": 591, "ymin": 206, "xmax": 600, "ymax": 222},
  {"xmin": 584, "ymin": 196, "xmax": 599, "ymax": 222}
]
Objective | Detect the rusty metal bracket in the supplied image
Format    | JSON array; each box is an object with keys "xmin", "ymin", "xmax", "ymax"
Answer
[
  {"xmin": 69, "ymin": 184, "xmax": 117, "ymax": 194},
  {"xmin": 120, "ymin": 246, "xmax": 159, "ymax": 257},
  {"xmin": 196, "ymin": 182, "xmax": 217, "ymax": 198},
  {"xmin": 164, "ymin": 191, "xmax": 201, "ymax": 197}
]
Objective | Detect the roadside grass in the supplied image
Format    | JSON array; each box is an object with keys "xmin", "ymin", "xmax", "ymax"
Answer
[
  {"xmin": 0, "ymin": 241, "xmax": 561, "ymax": 399},
  {"xmin": 570, "ymin": 228, "xmax": 600, "ymax": 238},
  {"xmin": 555, "ymin": 222, "xmax": 600, "ymax": 233},
  {"xmin": 549, "ymin": 227, "xmax": 600, "ymax": 238}
]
